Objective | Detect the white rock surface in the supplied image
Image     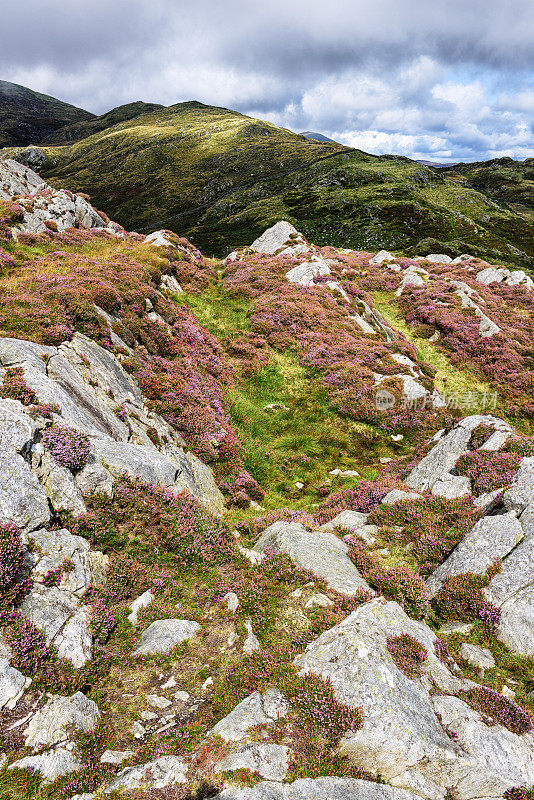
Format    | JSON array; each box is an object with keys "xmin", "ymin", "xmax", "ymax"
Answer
[
  {"xmin": 24, "ymin": 692, "xmax": 100, "ymax": 750},
  {"xmin": 134, "ymin": 619, "xmax": 201, "ymax": 655},
  {"xmin": 254, "ymin": 520, "xmax": 370, "ymax": 596}
]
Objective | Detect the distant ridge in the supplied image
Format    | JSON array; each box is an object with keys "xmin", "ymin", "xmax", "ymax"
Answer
[
  {"xmin": 300, "ymin": 130, "xmax": 339, "ymax": 144},
  {"xmin": 0, "ymin": 79, "xmax": 94, "ymax": 147}
]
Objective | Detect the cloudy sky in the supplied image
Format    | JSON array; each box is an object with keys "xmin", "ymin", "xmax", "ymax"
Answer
[{"xmin": 1, "ymin": 0, "xmax": 533, "ymax": 162}]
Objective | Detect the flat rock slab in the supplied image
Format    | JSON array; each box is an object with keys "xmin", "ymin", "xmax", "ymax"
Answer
[
  {"xmin": 426, "ymin": 512, "xmax": 523, "ymax": 597},
  {"xmin": 134, "ymin": 619, "xmax": 200, "ymax": 655},
  {"xmin": 216, "ymin": 743, "xmax": 289, "ymax": 781},
  {"xmin": 253, "ymin": 521, "xmax": 370, "ymax": 596},
  {"xmin": 215, "ymin": 777, "xmax": 424, "ymax": 800},
  {"xmin": 24, "ymin": 691, "xmax": 100, "ymax": 749},
  {"xmin": 9, "ymin": 748, "xmax": 81, "ymax": 782},
  {"xmin": 210, "ymin": 689, "xmax": 288, "ymax": 743},
  {"xmin": 105, "ymin": 755, "xmax": 188, "ymax": 792},
  {"xmin": 406, "ymin": 415, "xmax": 512, "ymax": 494}
]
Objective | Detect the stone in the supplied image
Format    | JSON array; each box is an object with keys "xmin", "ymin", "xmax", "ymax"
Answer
[
  {"xmin": 146, "ymin": 694, "xmax": 172, "ymax": 709},
  {"xmin": 213, "ymin": 778, "xmax": 427, "ymax": 800},
  {"xmin": 439, "ymin": 622, "xmax": 474, "ymax": 636},
  {"xmin": 134, "ymin": 619, "xmax": 201, "ymax": 655},
  {"xmin": 0, "ymin": 444, "xmax": 50, "ymax": 532},
  {"xmin": 24, "ymin": 692, "xmax": 100, "ymax": 750},
  {"xmin": 20, "ymin": 584, "xmax": 93, "ymax": 667},
  {"xmin": 105, "ymin": 755, "xmax": 188, "ymax": 792},
  {"xmin": 0, "ymin": 397, "xmax": 39, "ymax": 452},
  {"xmin": 320, "ymin": 510, "xmax": 368, "ymax": 532},
  {"xmin": 503, "ymin": 457, "xmax": 534, "ymax": 515},
  {"xmin": 161, "ymin": 274, "xmax": 183, "ymax": 294},
  {"xmin": 181, "ymin": 451, "xmax": 225, "ymax": 516},
  {"xmin": 423, "ymin": 253, "xmax": 453, "ymax": 264},
  {"xmin": 216, "ymin": 743, "xmax": 289, "ymax": 781},
  {"xmin": 406, "ymin": 415, "xmax": 512, "ymax": 494},
  {"xmin": 381, "ymin": 489, "xmax": 422, "ymax": 505},
  {"xmin": 128, "ymin": 590, "xmax": 154, "ymax": 625},
  {"xmin": 210, "ymin": 689, "xmax": 289, "ymax": 743},
  {"xmin": 369, "ymin": 250, "xmax": 395, "ymax": 264},
  {"xmin": 431, "ymin": 473, "xmax": 472, "ymax": 499},
  {"xmin": 476, "ymin": 266, "xmax": 509, "ymax": 285},
  {"xmin": 293, "ymin": 599, "xmax": 476, "ymax": 795},
  {"xmin": 495, "ymin": 584, "xmax": 534, "ymax": 657},
  {"xmin": 426, "ymin": 512, "xmax": 523, "ymax": 597},
  {"xmin": 25, "ymin": 526, "xmax": 103, "ymax": 595},
  {"xmin": 459, "ymin": 643, "xmax": 495, "ymax": 671},
  {"xmin": 75, "ymin": 457, "xmax": 113, "ymax": 497},
  {"xmin": 253, "ymin": 521, "xmax": 370, "ymax": 596},
  {"xmin": 0, "ymin": 657, "xmax": 31, "ymax": 710},
  {"xmin": 224, "ymin": 591, "xmax": 239, "ymax": 612},
  {"xmin": 285, "ymin": 258, "xmax": 331, "ymax": 286},
  {"xmin": 15, "ymin": 147, "xmax": 47, "ymax": 169},
  {"xmin": 305, "ymin": 593, "xmax": 334, "ymax": 608},
  {"xmin": 32, "ymin": 447, "xmax": 86, "ymax": 516},
  {"xmin": 243, "ymin": 619, "xmax": 260, "ymax": 654},
  {"xmin": 250, "ymin": 221, "xmax": 301, "ymax": 255},
  {"xmin": 9, "ymin": 749, "xmax": 81, "ymax": 782},
  {"xmin": 92, "ymin": 438, "xmax": 179, "ymax": 486},
  {"xmin": 100, "ymin": 750, "xmax": 134, "ymax": 764}
]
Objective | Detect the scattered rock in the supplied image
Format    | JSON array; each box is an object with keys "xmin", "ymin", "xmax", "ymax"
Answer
[
  {"xmin": 459, "ymin": 643, "xmax": 496, "ymax": 671},
  {"xmin": 105, "ymin": 755, "xmax": 188, "ymax": 792},
  {"xmin": 254, "ymin": 520, "xmax": 370, "ymax": 596},
  {"xmin": 210, "ymin": 689, "xmax": 289, "ymax": 743},
  {"xmin": 128, "ymin": 590, "xmax": 154, "ymax": 625},
  {"xmin": 243, "ymin": 619, "xmax": 260, "ymax": 654},
  {"xmin": 134, "ymin": 619, "xmax": 201, "ymax": 655}
]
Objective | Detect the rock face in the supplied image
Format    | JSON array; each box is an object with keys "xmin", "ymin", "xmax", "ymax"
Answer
[
  {"xmin": 105, "ymin": 755, "xmax": 188, "ymax": 792},
  {"xmin": 294, "ymin": 598, "xmax": 534, "ymax": 799},
  {"xmin": 0, "ymin": 157, "xmax": 120, "ymax": 237},
  {"xmin": 406, "ymin": 415, "xmax": 512, "ymax": 495},
  {"xmin": 24, "ymin": 691, "xmax": 100, "ymax": 749},
  {"xmin": 214, "ymin": 778, "xmax": 425, "ymax": 799},
  {"xmin": 253, "ymin": 520, "xmax": 370, "ymax": 595},
  {"xmin": 133, "ymin": 619, "xmax": 201, "ymax": 655},
  {"xmin": 0, "ymin": 657, "xmax": 31, "ymax": 710}
]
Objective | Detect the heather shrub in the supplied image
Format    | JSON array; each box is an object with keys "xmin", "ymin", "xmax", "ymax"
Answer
[
  {"xmin": 72, "ymin": 476, "xmax": 234, "ymax": 567},
  {"xmin": 0, "ymin": 611, "xmax": 51, "ymax": 674},
  {"xmin": 348, "ymin": 540, "xmax": 430, "ymax": 619},
  {"xmin": 315, "ymin": 481, "xmax": 392, "ymax": 526},
  {"xmin": 387, "ymin": 632, "xmax": 428, "ymax": 679},
  {"xmin": 458, "ymin": 686, "xmax": 533, "ymax": 734},
  {"xmin": 369, "ymin": 496, "xmax": 481, "ymax": 574},
  {"xmin": 0, "ymin": 366, "xmax": 38, "ymax": 405},
  {"xmin": 433, "ymin": 562, "xmax": 502, "ymax": 625},
  {"xmin": 41, "ymin": 425, "xmax": 92, "ymax": 471},
  {"xmin": 455, "ymin": 450, "xmax": 522, "ymax": 495},
  {"xmin": 0, "ymin": 522, "xmax": 30, "ymax": 611}
]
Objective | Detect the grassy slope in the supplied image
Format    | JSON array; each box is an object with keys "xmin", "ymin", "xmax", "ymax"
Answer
[
  {"xmin": 0, "ymin": 80, "xmax": 94, "ymax": 147},
  {"xmin": 41, "ymin": 101, "xmax": 166, "ymax": 144},
  {"xmin": 17, "ymin": 103, "xmax": 532, "ymax": 263}
]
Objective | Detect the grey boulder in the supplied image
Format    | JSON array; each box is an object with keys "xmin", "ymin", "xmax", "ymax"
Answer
[{"xmin": 134, "ymin": 619, "xmax": 201, "ymax": 655}]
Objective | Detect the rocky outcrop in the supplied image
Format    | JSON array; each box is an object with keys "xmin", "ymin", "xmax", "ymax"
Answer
[
  {"xmin": 214, "ymin": 779, "xmax": 425, "ymax": 800},
  {"xmin": 406, "ymin": 415, "xmax": 512, "ymax": 495},
  {"xmin": 253, "ymin": 520, "xmax": 370, "ymax": 595},
  {"xmin": 0, "ymin": 157, "xmax": 121, "ymax": 237},
  {"xmin": 294, "ymin": 598, "xmax": 534, "ymax": 800}
]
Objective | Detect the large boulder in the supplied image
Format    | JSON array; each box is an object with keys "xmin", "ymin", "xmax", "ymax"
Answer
[
  {"xmin": 9, "ymin": 749, "xmax": 81, "ymax": 782},
  {"xmin": 210, "ymin": 689, "xmax": 289, "ymax": 743},
  {"xmin": 253, "ymin": 521, "xmax": 370, "ymax": 595},
  {"xmin": 406, "ymin": 416, "xmax": 512, "ymax": 494},
  {"xmin": 250, "ymin": 221, "xmax": 302, "ymax": 255},
  {"xmin": 214, "ymin": 778, "xmax": 425, "ymax": 800},
  {"xmin": 24, "ymin": 691, "xmax": 100, "ymax": 749},
  {"xmin": 133, "ymin": 619, "xmax": 201, "ymax": 655},
  {"xmin": 0, "ymin": 657, "xmax": 31, "ymax": 710},
  {"xmin": 293, "ymin": 597, "xmax": 534, "ymax": 799}
]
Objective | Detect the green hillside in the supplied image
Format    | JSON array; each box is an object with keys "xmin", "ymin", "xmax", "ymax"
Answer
[
  {"xmin": 441, "ymin": 156, "xmax": 534, "ymax": 225},
  {"xmin": 0, "ymin": 79, "xmax": 94, "ymax": 147},
  {"xmin": 9, "ymin": 101, "xmax": 533, "ymax": 263}
]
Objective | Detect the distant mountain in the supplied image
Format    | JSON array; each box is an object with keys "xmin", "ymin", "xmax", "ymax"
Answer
[
  {"xmin": 300, "ymin": 130, "xmax": 339, "ymax": 143},
  {"xmin": 416, "ymin": 159, "xmax": 451, "ymax": 168},
  {"xmin": 0, "ymin": 80, "xmax": 94, "ymax": 147},
  {"xmin": 42, "ymin": 101, "xmax": 165, "ymax": 144}
]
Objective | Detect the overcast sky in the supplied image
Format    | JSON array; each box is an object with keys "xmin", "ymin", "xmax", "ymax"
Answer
[{"xmin": 1, "ymin": 0, "xmax": 533, "ymax": 162}]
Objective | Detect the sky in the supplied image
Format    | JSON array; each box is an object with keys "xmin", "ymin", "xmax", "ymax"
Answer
[{"xmin": 1, "ymin": 0, "xmax": 533, "ymax": 163}]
